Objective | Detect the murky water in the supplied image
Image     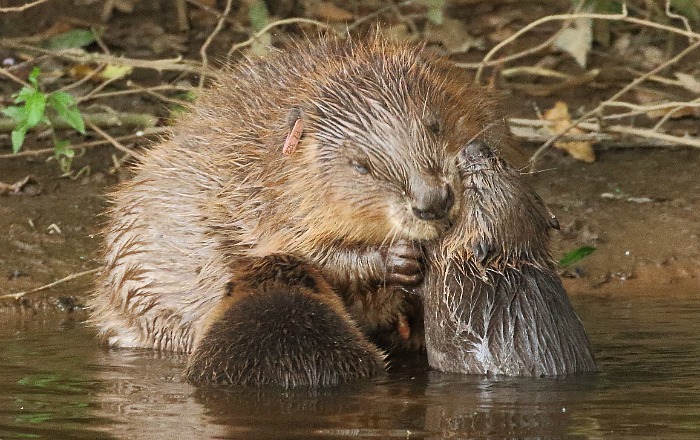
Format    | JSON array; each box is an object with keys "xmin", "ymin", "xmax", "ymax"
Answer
[{"xmin": 1, "ymin": 294, "xmax": 699, "ymax": 439}]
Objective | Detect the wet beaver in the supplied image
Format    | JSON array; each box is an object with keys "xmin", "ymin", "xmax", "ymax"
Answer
[
  {"xmin": 89, "ymin": 36, "xmax": 498, "ymax": 387},
  {"xmin": 422, "ymin": 139, "xmax": 598, "ymax": 376}
]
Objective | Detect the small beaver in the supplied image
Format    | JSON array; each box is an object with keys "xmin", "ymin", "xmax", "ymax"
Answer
[
  {"xmin": 89, "ymin": 36, "xmax": 498, "ymax": 387},
  {"xmin": 422, "ymin": 140, "xmax": 598, "ymax": 376}
]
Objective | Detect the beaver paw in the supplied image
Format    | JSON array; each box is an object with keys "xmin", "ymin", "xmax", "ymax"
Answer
[{"xmin": 379, "ymin": 240, "xmax": 424, "ymax": 287}]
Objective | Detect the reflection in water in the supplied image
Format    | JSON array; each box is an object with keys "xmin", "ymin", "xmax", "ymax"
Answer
[{"xmin": 0, "ymin": 295, "xmax": 699, "ymax": 439}]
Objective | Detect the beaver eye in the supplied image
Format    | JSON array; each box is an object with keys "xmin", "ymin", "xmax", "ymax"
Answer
[{"xmin": 351, "ymin": 160, "xmax": 370, "ymax": 175}]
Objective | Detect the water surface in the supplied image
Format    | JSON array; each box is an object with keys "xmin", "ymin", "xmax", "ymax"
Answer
[{"xmin": 1, "ymin": 294, "xmax": 699, "ymax": 439}]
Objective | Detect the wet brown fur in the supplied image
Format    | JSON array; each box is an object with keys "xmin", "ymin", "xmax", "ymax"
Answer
[
  {"xmin": 422, "ymin": 141, "xmax": 598, "ymax": 376},
  {"xmin": 89, "ymin": 36, "xmax": 500, "ymax": 386},
  {"xmin": 187, "ymin": 255, "xmax": 385, "ymax": 387}
]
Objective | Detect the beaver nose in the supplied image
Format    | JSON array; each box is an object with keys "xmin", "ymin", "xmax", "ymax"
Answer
[{"xmin": 411, "ymin": 183, "xmax": 454, "ymax": 221}]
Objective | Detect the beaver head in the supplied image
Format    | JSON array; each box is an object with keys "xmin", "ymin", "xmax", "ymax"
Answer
[{"xmin": 237, "ymin": 38, "xmax": 502, "ymax": 248}]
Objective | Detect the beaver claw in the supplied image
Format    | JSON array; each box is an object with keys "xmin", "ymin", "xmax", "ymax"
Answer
[{"xmin": 379, "ymin": 240, "xmax": 424, "ymax": 286}]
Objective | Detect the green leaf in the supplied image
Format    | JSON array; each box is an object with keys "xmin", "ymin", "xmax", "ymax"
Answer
[
  {"xmin": 46, "ymin": 29, "xmax": 96, "ymax": 50},
  {"xmin": 27, "ymin": 66, "xmax": 41, "ymax": 88},
  {"xmin": 672, "ymin": 0, "xmax": 700, "ymax": 22},
  {"xmin": 1, "ymin": 105, "xmax": 25, "ymax": 121},
  {"xmin": 54, "ymin": 139, "xmax": 75, "ymax": 158},
  {"xmin": 23, "ymin": 91, "xmax": 46, "ymax": 128},
  {"xmin": 425, "ymin": 0, "xmax": 445, "ymax": 24},
  {"xmin": 559, "ymin": 246, "xmax": 596, "ymax": 267},
  {"xmin": 248, "ymin": 0, "xmax": 269, "ymax": 31},
  {"xmin": 11, "ymin": 124, "xmax": 28, "ymax": 153},
  {"xmin": 14, "ymin": 86, "xmax": 36, "ymax": 104},
  {"xmin": 48, "ymin": 92, "xmax": 85, "ymax": 134}
]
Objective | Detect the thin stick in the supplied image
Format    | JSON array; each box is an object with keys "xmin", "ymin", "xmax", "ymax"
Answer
[
  {"xmin": 0, "ymin": 67, "xmax": 30, "ymax": 87},
  {"xmin": 0, "ymin": 128, "xmax": 167, "ymax": 159},
  {"xmin": 86, "ymin": 120, "xmax": 144, "ymax": 159},
  {"xmin": 199, "ymin": 0, "xmax": 233, "ymax": 87},
  {"xmin": 529, "ymin": 38, "xmax": 700, "ymax": 166},
  {"xmin": 0, "ymin": 0, "xmax": 48, "ymax": 13},
  {"xmin": 226, "ymin": 18, "xmax": 334, "ymax": 59},
  {"xmin": 0, "ymin": 41, "xmax": 207, "ymax": 76},
  {"xmin": 476, "ymin": 7, "xmax": 629, "ymax": 82},
  {"xmin": 78, "ymin": 84, "xmax": 191, "ymax": 103},
  {"xmin": 1, "ymin": 269, "xmax": 99, "ymax": 300}
]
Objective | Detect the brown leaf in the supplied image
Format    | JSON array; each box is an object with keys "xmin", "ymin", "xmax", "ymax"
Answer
[
  {"xmin": 542, "ymin": 101, "xmax": 595, "ymax": 163},
  {"xmin": 307, "ymin": 1, "xmax": 354, "ymax": 22}
]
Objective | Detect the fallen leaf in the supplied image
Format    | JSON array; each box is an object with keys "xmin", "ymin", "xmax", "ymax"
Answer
[
  {"xmin": 425, "ymin": 18, "xmax": 485, "ymax": 54},
  {"xmin": 552, "ymin": 18, "xmax": 592, "ymax": 67},
  {"xmin": 380, "ymin": 24, "xmax": 419, "ymax": 44},
  {"xmin": 634, "ymin": 89, "xmax": 698, "ymax": 120},
  {"xmin": 306, "ymin": 1, "xmax": 354, "ymax": 22},
  {"xmin": 101, "ymin": 64, "xmax": 133, "ymax": 80},
  {"xmin": 675, "ymin": 72, "xmax": 700, "ymax": 94},
  {"xmin": 542, "ymin": 101, "xmax": 595, "ymax": 163}
]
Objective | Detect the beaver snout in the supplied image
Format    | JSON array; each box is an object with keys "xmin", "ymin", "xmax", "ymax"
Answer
[{"xmin": 410, "ymin": 181, "xmax": 454, "ymax": 221}]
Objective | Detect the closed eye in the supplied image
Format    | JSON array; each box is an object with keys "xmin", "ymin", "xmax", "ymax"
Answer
[{"xmin": 351, "ymin": 160, "xmax": 370, "ymax": 175}]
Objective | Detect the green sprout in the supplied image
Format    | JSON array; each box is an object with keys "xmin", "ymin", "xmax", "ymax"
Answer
[{"xmin": 2, "ymin": 67, "xmax": 86, "ymax": 171}]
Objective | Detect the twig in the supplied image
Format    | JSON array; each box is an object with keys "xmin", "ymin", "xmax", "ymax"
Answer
[
  {"xmin": 77, "ymin": 83, "xmax": 191, "ymax": 103},
  {"xmin": 86, "ymin": 120, "xmax": 144, "ymax": 159},
  {"xmin": 529, "ymin": 38, "xmax": 700, "ymax": 166},
  {"xmin": 0, "ymin": 128, "xmax": 167, "ymax": 159},
  {"xmin": 0, "ymin": 41, "xmax": 208, "ymax": 76},
  {"xmin": 58, "ymin": 64, "xmax": 107, "ymax": 93},
  {"xmin": 0, "ymin": 67, "xmax": 30, "ymax": 88},
  {"xmin": 346, "ymin": 0, "xmax": 416, "ymax": 32},
  {"xmin": 0, "ymin": 111, "xmax": 158, "ymax": 133},
  {"xmin": 476, "ymin": 7, "xmax": 629, "ymax": 83},
  {"xmin": 1, "ymin": 269, "xmax": 99, "ymax": 300},
  {"xmin": 0, "ymin": 0, "xmax": 48, "ymax": 12},
  {"xmin": 226, "ymin": 18, "xmax": 334, "ymax": 60},
  {"xmin": 199, "ymin": 0, "xmax": 233, "ymax": 87},
  {"xmin": 509, "ymin": 117, "xmax": 700, "ymax": 149}
]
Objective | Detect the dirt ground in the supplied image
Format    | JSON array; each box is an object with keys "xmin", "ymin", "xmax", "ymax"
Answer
[{"xmin": 1, "ymin": 0, "xmax": 699, "ymax": 312}]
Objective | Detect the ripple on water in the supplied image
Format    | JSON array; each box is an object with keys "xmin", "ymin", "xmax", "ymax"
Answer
[{"xmin": 0, "ymin": 295, "xmax": 699, "ymax": 439}]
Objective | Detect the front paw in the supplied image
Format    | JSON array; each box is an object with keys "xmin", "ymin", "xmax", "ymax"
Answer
[{"xmin": 379, "ymin": 240, "xmax": 424, "ymax": 287}]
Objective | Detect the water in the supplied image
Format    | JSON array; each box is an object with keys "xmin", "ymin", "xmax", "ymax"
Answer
[{"xmin": 1, "ymin": 295, "xmax": 699, "ymax": 439}]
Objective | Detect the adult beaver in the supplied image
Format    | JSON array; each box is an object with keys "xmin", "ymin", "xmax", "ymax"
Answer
[
  {"xmin": 422, "ymin": 139, "xmax": 598, "ymax": 376},
  {"xmin": 89, "ymin": 36, "xmax": 499, "ymax": 387}
]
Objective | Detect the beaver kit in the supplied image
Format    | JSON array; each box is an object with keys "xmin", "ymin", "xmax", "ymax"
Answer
[{"xmin": 90, "ymin": 36, "xmax": 596, "ymax": 387}]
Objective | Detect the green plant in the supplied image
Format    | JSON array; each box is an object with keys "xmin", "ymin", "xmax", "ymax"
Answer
[
  {"xmin": 559, "ymin": 246, "xmax": 597, "ymax": 267},
  {"xmin": 2, "ymin": 67, "xmax": 86, "ymax": 172}
]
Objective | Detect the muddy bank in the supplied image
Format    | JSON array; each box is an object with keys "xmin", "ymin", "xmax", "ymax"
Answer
[{"xmin": 0, "ymin": 144, "xmax": 698, "ymax": 313}]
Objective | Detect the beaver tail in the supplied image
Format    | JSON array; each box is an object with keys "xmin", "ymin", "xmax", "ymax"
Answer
[{"xmin": 186, "ymin": 254, "xmax": 386, "ymax": 388}]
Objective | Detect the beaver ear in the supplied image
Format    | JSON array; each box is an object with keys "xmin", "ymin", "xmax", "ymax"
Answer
[
  {"xmin": 547, "ymin": 211, "xmax": 560, "ymax": 230},
  {"xmin": 287, "ymin": 106, "xmax": 305, "ymax": 128},
  {"xmin": 283, "ymin": 107, "xmax": 306, "ymax": 155}
]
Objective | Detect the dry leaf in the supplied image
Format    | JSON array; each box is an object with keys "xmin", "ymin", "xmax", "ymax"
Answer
[
  {"xmin": 542, "ymin": 101, "xmax": 595, "ymax": 163},
  {"xmin": 425, "ymin": 18, "xmax": 484, "ymax": 54},
  {"xmin": 675, "ymin": 73, "xmax": 700, "ymax": 94},
  {"xmin": 307, "ymin": 1, "xmax": 354, "ymax": 22},
  {"xmin": 101, "ymin": 64, "xmax": 133, "ymax": 80},
  {"xmin": 69, "ymin": 64, "xmax": 132, "ymax": 82},
  {"xmin": 634, "ymin": 89, "xmax": 698, "ymax": 120},
  {"xmin": 552, "ymin": 18, "xmax": 592, "ymax": 68},
  {"xmin": 381, "ymin": 24, "xmax": 418, "ymax": 44}
]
